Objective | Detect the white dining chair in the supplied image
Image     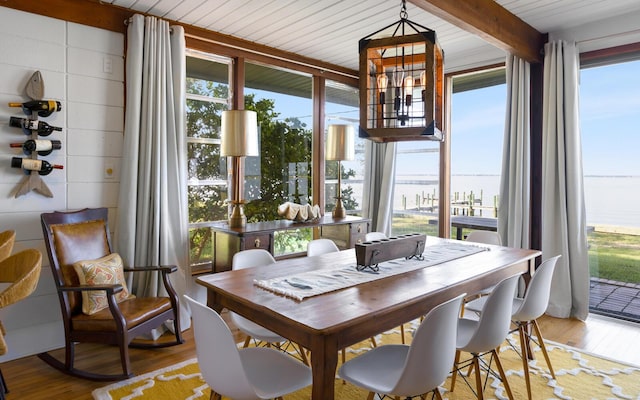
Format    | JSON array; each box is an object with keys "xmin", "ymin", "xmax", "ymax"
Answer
[
  {"xmin": 306, "ymin": 238, "xmax": 339, "ymax": 257},
  {"xmin": 465, "ymin": 230, "xmax": 501, "ymax": 245},
  {"xmin": 460, "ymin": 230, "xmax": 503, "ymax": 315},
  {"xmin": 450, "ymin": 274, "xmax": 520, "ymax": 400},
  {"xmin": 338, "ymin": 293, "xmax": 466, "ymax": 400},
  {"xmin": 465, "ymin": 255, "xmax": 561, "ymax": 400},
  {"xmin": 306, "ymin": 238, "xmax": 378, "ymax": 363},
  {"xmin": 184, "ymin": 295, "xmax": 312, "ymax": 400},
  {"xmin": 230, "ymin": 249, "xmax": 308, "ymax": 365}
]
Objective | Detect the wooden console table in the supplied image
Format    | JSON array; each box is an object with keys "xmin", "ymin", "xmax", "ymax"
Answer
[{"xmin": 210, "ymin": 215, "xmax": 370, "ymax": 273}]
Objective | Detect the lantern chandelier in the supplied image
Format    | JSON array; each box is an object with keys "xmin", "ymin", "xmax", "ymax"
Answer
[{"xmin": 359, "ymin": 0, "xmax": 444, "ymax": 142}]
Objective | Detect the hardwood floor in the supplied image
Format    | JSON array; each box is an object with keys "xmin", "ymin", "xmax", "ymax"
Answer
[{"xmin": 1, "ymin": 312, "xmax": 638, "ymax": 400}]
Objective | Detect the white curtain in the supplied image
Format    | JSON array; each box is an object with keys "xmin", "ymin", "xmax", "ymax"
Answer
[
  {"xmin": 116, "ymin": 14, "xmax": 190, "ymax": 329},
  {"xmin": 498, "ymin": 55, "xmax": 530, "ymax": 249},
  {"xmin": 362, "ymin": 141, "xmax": 397, "ymax": 235},
  {"xmin": 542, "ymin": 40, "xmax": 589, "ymax": 320}
]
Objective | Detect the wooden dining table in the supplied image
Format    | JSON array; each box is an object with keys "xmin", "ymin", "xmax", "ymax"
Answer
[{"xmin": 196, "ymin": 237, "xmax": 541, "ymax": 400}]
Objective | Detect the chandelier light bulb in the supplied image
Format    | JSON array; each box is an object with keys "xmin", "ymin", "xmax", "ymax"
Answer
[{"xmin": 404, "ymin": 75, "xmax": 414, "ymax": 107}]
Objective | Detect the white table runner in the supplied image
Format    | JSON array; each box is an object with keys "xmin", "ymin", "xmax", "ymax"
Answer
[{"xmin": 254, "ymin": 241, "xmax": 488, "ymax": 301}]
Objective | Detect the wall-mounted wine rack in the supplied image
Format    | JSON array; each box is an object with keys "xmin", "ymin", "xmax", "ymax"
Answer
[{"xmin": 8, "ymin": 71, "xmax": 63, "ymax": 198}]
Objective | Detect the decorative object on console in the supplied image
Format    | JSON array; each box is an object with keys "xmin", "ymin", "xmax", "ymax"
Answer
[
  {"xmin": 358, "ymin": 0, "xmax": 444, "ymax": 142},
  {"xmin": 326, "ymin": 124, "xmax": 355, "ymax": 219},
  {"xmin": 277, "ymin": 202, "xmax": 321, "ymax": 222},
  {"xmin": 221, "ymin": 110, "xmax": 259, "ymax": 228},
  {"xmin": 355, "ymin": 233, "xmax": 426, "ymax": 271}
]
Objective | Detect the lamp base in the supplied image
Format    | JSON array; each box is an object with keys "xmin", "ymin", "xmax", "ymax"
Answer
[
  {"xmin": 332, "ymin": 197, "xmax": 347, "ymax": 219},
  {"xmin": 228, "ymin": 202, "xmax": 247, "ymax": 228}
]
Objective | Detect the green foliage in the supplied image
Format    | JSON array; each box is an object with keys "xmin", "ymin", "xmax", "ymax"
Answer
[
  {"xmin": 243, "ymin": 94, "xmax": 313, "ymax": 222},
  {"xmin": 186, "ymin": 79, "xmax": 360, "ymax": 261},
  {"xmin": 588, "ymin": 231, "xmax": 640, "ymax": 284}
]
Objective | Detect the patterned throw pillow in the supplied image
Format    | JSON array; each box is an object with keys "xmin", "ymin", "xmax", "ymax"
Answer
[{"xmin": 73, "ymin": 253, "xmax": 134, "ymax": 315}]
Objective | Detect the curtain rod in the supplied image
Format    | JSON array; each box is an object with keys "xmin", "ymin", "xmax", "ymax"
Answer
[
  {"xmin": 578, "ymin": 28, "xmax": 640, "ymax": 45},
  {"xmin": 124, "ymin": 16, "xmax": 173, "ymax": 33}
]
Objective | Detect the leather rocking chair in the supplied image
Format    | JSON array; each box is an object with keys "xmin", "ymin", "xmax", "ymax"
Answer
[{"xmin": 39, "ymin": 208, "xmax": 184, "ymax": 381}]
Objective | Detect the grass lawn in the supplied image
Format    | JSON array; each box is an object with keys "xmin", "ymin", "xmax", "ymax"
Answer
[{"xmin": 391, "ymin": 212, "xmax": 640, "ymax": 284}]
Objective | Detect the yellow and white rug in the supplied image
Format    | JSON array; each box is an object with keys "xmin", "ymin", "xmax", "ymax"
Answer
[{"xmin": 93, "ymin": 327, "xmax": 640, "ymax": 400}]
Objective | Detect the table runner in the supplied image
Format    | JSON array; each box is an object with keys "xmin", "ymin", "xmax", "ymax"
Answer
[{"xmin": 254, "ymin": 241, "xmax": 488, "ymax": 300}]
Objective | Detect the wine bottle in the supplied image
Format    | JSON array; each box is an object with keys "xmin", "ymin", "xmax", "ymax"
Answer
[
  {"xmin": 9, "ymin": 116, "xmax": 62, "ymax": 136},
  {"xmin": 11, "ymin": 157, "xmax": 63, "ymax": 176},
  {"xmin": 10, "ymin": 140, "xmax": 62, "ymax": 156},
  {"xmin": 8, "ymin": 100, "xmax": 62, "ymax": 117}
]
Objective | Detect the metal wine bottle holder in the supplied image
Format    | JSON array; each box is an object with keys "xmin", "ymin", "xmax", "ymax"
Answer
[
  {"xmin": 355, "ymin": 233, "xmax": 426, "ymax": 272},
  {"xmin": 12, "ymin": 71, "xmax": 55, "ymax": 198}
]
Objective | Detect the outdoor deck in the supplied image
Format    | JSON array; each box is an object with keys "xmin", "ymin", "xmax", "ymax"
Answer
[{"xmin": 590, "ymin": 277, "xmax": 640, "ymax": 323}]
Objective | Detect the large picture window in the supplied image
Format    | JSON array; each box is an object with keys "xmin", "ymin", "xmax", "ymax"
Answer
[{"xmin": 186, "ymin": 51, "xmax": 231, "ymax": 274}]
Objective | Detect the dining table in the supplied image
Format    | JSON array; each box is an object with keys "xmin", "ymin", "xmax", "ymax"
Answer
[{"xmin": 196, "ymin": 236, "xmax": 541, "ymax": 399}]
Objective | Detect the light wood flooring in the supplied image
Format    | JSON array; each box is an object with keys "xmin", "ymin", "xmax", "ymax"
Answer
[{"xmin": 1, "ymin": 312, "xmax": 639, "ymax": 400}]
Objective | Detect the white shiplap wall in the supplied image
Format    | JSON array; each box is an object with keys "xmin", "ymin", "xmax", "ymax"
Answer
[{"xmin": 0, "ymin": 7, "xmax": 124, "ymax": 361}]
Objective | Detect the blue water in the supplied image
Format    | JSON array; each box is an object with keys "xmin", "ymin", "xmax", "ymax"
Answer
[{"xmin": 349, "ymin": 175, "xmax": 640, "ymax": 229}]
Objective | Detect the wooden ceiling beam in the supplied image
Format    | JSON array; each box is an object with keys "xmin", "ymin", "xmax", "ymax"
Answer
[{"xmin": 408, "ymin": 0, "xmax": 545, "ymax": 63}]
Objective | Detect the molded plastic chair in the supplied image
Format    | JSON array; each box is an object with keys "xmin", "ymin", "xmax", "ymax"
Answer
[
  {"xmin": 461, "ymin": 230, "xmax": 503, "ymax": 314},
  {"xmin": 184, "ymin": 295, "xmax": 312, "ymax": 400},
  {"xmin": 306, "ymin": 238, "xmax": 339, "ymax": 257},
  {"xmin": 450, "ymin": 274, "xmax": 520, "ymax": 400},
  {"xmin": 338, "ymin": 293, "xmax": 466, "ymax": 400},
  {"xmin": 0, "ymin": 231, "xmax": 16, "ymax": 263},
  {"xmin": 465, "ymin": 255, "xmax": 561, "ymax": 400},
  {"xmin": 364, "ymin": 231, "xmax": 387, "ymax": 242},
  {"xmin": 231, "ymin": 249, "xmax": 308, "ymax": 364},
  {"xmin": 39, "ymin": 208, "xmax": 183, "ymax": 381},
  {"xmin": 0, "ymin": 249, "xmax": 42, "ymax": 399},
  {"xmin": 465, "ymin": 230, "xmax": 501, "ymax": 245},
  {"xmin": 306, "ymin": 239, "xmax": 377, "ymax": 360}
]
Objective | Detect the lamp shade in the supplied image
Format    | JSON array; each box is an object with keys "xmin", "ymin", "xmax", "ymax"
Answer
[
  {"xmin": 326, "ymin": 124, "xmax": 355, "ymax": 161},
  {"xmin": 220, "ymin": 110, "xmax": 259, "ymax": 157}
]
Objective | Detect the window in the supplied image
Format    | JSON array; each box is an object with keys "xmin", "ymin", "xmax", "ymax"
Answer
[
  {"xmin": 185, "ymin": 51, "xmax": 231, "ymax": 274},
  {"xmin": 580, "ymin": 58, "xmax": 640, "ymax": 322},
  {"xmin": 325, "ymin": 79, "xmax": 363, "ymax": 216},
  {"xmin": 244, "ymin": 62, "xmax": 313, "ymax": 255}
]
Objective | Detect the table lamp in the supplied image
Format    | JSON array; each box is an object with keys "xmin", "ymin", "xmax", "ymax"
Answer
[
  {"xmin": 221, "ymin": 110, "xmax": 259, "ymax": 228},
  {"xmin": 326, "ymin": 124, "xmax": 355, "ymax": 218}
]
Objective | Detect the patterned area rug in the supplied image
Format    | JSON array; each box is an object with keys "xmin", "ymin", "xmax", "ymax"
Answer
[{"xmin": 92, "ymin": 323, "xmax": 640, "ymax": 400}]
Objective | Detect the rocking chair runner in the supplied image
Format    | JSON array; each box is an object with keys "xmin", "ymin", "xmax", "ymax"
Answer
[{"xmin": 39, "ymin": 208, "xmax": 183, "ymax": 381}]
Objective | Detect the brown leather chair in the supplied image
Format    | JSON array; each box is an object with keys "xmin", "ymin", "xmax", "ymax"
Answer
[
  {"xmin": 0, "ymin": 248, "xmax": 42, "ymax": 399},
  {"xmin": 39, "ymin": 208, "xmax": 183, "ymax": 381}
]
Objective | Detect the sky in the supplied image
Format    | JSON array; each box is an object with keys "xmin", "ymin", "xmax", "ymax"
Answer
[
  {"xmin": 449, "ymin": 59, "xmax": 640, "ymax": 176},
  {"xmin": 251, "ymin": 59, "xmax": 640, "ymax": 177}
]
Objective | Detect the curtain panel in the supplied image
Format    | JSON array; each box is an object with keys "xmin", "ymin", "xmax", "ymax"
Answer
[
  {"xmin": 362, "ymin": 141, "xmax": 397, "ymax": 236},
  {"xmin": 116, "ymin": 14, "xmax": 190, "ymax": 330},
  {"xmin": 542, "ymin": 40, "xmax": 589, "ymax": 320},
  {"xmin": 498, "ymin": 55, "xmax": 531, "ymax": 249}
]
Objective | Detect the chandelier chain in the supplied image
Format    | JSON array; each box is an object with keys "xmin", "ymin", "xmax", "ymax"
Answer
[{"xmin": 400, "ymin": 0, "xmax": 408, "ymax": 20}]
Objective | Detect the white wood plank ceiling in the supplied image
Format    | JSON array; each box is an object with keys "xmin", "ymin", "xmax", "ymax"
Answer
[{"xmin": 107, "ymin": 0, "xmax": 640, "ymax": 72}]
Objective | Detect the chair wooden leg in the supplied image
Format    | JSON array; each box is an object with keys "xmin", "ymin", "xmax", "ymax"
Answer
[
  {"xmin": 210, "ymin": 389, "xmax": 221, "ymax": 400},
  {"xmin": 472, "ymin": 355, "xmax": 484, "ymax": 400},
  {"xmin": 296, "ymin": 344, "xmax": 309, "ymax": 366},
  {"xmin": 400, "ymin": 323, "xmax": 405, "ymax": 344},
  {"xmin": 518, "ymin": 324, "xmax": 533, "ymax": 400},
  {"xmin": 433, "ymin": 388, "xmax": 444, "ymax": 400},
  {"xmin": 118, "ymin": 343, "xmax": 132, "ymax": 378},
  {"xmin": 370, "ymin": 336, "xmax": 377, "ymax": 348},
  {"xmin": 242, "ymin": 336, "xmax": 251, "ymax": 348},
  {"xmin": 366, "ymin": 391, "xmax": 375, "ymax": 400},
  {"xmin": 450, "ymin": 350, "xmax": 461, "ymax": 392},
  {"xmin": 492, "ymin": 349, "xmax": 514, "ymax": 400},
  {"xmin": 532, "ymin": 319, "xmax": 556, "ymax": 379}
]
